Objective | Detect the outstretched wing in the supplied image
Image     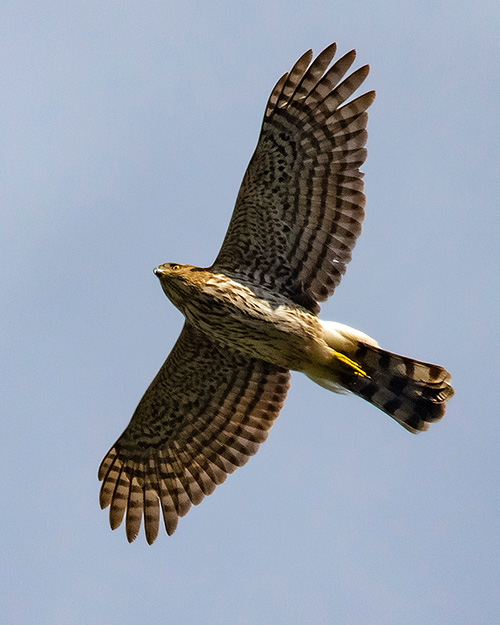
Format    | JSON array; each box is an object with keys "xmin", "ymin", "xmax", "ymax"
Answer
[
  {"xmin": 212, "ymin": 44, "xmax": 375, "ymax": 312},
  {"xmin": 98, "ymin": 322, "xmax": 290, "ymax": 543}
]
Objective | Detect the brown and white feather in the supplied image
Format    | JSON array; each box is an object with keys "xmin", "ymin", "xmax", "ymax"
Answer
[
  {"xmin": 99, "ymin": 322, "xmax": 289, "ymax": 543},
  {"xmin": 213, "ymin": 45, "xmax": 375, "ymax": 310}
]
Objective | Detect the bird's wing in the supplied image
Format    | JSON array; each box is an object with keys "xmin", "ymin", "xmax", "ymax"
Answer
[
  {"xmin": 98, "ymin": 322, "xmax": 290, "ymax": 543},
  {"xmin": 212, "ymin": 44, "xmax": 375, "ymax": 312}
]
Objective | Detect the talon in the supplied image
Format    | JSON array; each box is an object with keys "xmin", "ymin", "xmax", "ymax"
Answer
[{"xmin": 332, "ymin": 350, "xmax": 367, "ymax": 377}]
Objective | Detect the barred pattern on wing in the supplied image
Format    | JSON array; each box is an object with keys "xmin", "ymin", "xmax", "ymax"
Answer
[
  {"xmin": 99, "ymin": 322, "xmax": 290, "ymax": 543},
  {"xmin": 213, "ymin": 43, "xmax": 375, "ymax": 311}
]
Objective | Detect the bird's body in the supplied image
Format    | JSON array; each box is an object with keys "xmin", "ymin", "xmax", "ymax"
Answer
[
  {"xmin": 155, "ymin": 263, "xmax": 326, "ymax": 372},
  {"xmin": 99, "ymin": 44, "xmax": 454, "ymax": 543}
]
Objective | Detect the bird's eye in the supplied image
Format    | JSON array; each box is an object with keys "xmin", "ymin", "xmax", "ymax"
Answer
[{"xmin": 170, "ymin": 264, "xmax": 181, "ymax": 271}]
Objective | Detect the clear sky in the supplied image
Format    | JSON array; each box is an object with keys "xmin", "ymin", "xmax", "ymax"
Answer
[{"xmin": 2, "ymin": 2, "xmax": 500, "ymax": 624}]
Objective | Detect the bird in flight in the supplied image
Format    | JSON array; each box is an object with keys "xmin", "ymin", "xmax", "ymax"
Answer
[{"xmin": 99, "ymin": 43, "xmax": 454, "ymax": 543}]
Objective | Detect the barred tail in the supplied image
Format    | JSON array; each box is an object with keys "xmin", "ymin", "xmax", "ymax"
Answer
[
  {"xmin": 344, "ymin": 343, "xmax": 454, "ymax": 432},
  {"xmin": 308, "ymin": 338, "xmax": 454, "ymax": 433}
]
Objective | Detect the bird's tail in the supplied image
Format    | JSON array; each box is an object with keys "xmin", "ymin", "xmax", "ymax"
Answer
[{"xmin": 306, "ymin": 321, "xmax": 454, "ymax": 433}]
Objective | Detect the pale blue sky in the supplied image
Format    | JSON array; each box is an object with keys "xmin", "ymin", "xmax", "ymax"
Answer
[{"xmin": 2, "ymin": 2, "xmax": 500, "ymax": 624}]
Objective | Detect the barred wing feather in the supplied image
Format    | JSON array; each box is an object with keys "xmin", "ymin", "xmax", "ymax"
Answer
[
  {"xmin": 212, "ymin": 44, "xmax": 375, "ymax": 311},
  {"xmin": 98, "ymin": 322, "xmax": 290, "ymax": 543}
]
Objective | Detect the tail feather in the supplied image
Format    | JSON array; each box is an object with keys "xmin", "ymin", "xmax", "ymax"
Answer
[
  {"xmin": 342, "ymin": 343, "xmax": 454, "ymax": 433},
  {"xmin": 306, "ymin": 320, "xmax": 453, "ymax": 432}
]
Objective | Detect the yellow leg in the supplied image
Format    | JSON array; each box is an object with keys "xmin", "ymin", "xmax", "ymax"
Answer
[{"xmin": 331, "ymin": 350, "xmax": 367, "ymax": 377}]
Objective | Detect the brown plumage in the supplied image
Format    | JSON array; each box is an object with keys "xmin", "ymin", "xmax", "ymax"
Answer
[{"xmin": 99, "ymin": 44, "xmax": 454, "ymax": 543}]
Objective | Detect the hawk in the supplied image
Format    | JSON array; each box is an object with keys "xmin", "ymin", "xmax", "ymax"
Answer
[{"xmin": 99, "ymin": 44, "xmax": 454, "ymax": 543}]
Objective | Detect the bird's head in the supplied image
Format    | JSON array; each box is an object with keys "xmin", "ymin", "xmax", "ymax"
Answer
[{"xmin": 153, "ymin": 262, "xmax": 201, "ymax": 308}]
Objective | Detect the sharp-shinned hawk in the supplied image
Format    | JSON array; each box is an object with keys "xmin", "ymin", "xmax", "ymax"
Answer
[{"xmin": 99, "ymin": 44, "xmax": 454, "ymax": 543}]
